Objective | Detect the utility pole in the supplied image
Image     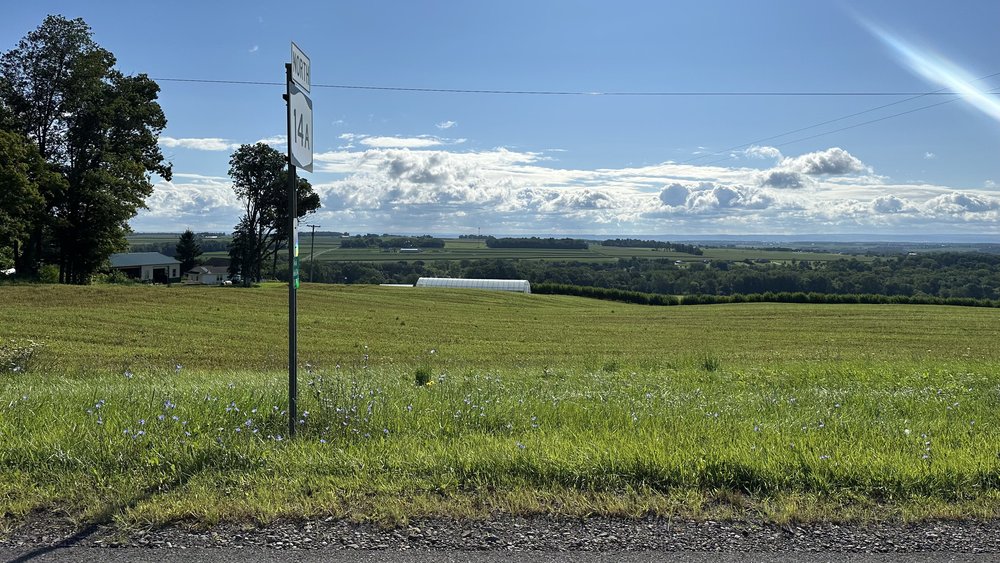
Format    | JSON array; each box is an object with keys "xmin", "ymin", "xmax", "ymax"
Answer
[{"xmin": 306, "ymin": 224, "xmax": 321, "ymax": 282}]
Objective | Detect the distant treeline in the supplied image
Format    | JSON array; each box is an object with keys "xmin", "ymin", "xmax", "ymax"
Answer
[
  {"xmin": 484, "ymin": 237, "xmax": 589, "ymax": 249},
  {"xmin": 601, "ymin": 238, "xmax": 703, "ymax": 255},
  {"xmin": 130, "ymin": 239, "xmax": 229, "ymax": 256},
  {"xmin": 533, "ymin": 283, "xmax": 1000, "ymax": 309},
  {"xmin": 292, "ymin": 253, "xmax": 1000, "ymax": 302},
  {"xmin": 340, "ymin": 234, "xmax": 445, "ymax": 249}
]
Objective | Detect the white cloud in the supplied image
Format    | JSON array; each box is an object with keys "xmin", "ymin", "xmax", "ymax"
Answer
[
  {"xmin": 872, "ymin": 195, "xmax": 910, "ymax": 214},
  {"xmin": 780, "ymin": 147, "xmax": 868, "ymax": 176},
  {"xmin": 361, "ymin": 136, "xmax": 443, "ymax": 149},
  {"xmin": 985, "ymin": 180, "xmax": 997, "ymax": 189},
  {"xmin": 158, "ymin": 135, "xmax": 286, "ymax": 152},
  {"xmin": 658, "ymin": 184, "xmax": 690, "ymax": 207},
  {"xmin": 248, "ymin": 45, "xmax": 259, "ymax": 54},
  {"xmin": 133, "ymin": 142, "xmax": 1000, "ymax": 236},
  {"xmin": 924, "ymin": 192, "xmax": 999, "ymax": 214},
  {"xmin": 436, "ymin": 120, "xmax": 457, "ymax": 130},
  {"xmin": 743, "ymin": 145, "xmax": 782, "ymax": 160},
  {"xmin": 158, "ymin": 137, "xmax": 239, "ymax": 151},
  {"xmin": 759, "ymin": 170, "xmax": 806, "ymax": 189},
  {"xmin": 924, "ymin": 152, "xmax": 936, "ymax": 160}
]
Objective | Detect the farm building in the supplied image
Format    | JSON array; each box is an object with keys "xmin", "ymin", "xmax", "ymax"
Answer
[
  {"xmin": 109, "ymin": 252, "xmax": 181, "ymax": 283},
  {"xmin": 186, "ymin": 265, "xmax": 229, "ymax": 285},
  {"xmin": 415, "ymin": 277, "xmax": 531, "ymax": 294}
]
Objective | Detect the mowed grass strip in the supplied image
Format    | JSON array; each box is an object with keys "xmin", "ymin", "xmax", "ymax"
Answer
[
  {"xmin": 2, "ymin": 284, "xmax": 998, "ymax": 373},
  {"xmin": 1, "ymin": 284, "xmax": 999, "ymax": 526}
]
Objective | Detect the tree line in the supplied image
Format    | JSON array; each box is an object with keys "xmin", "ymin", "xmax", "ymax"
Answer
[
  {"xmin": 484, "ymin": 236, "xmax": 589, "ymax": 249},
  {"xmin": 288, "ymin": 253, "xmax": 1000, "ymax": 302},
  {"xmin": 601, "ymin": 238, "xmax": 703, "ymax": 255},
  {"xmin": 339, "ymin": 234, "xmax": 445, "ymax": 249}
]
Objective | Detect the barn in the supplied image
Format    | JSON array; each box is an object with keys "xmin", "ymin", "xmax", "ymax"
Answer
[
  {"xmin": 415, "ymin": 277, "xmax": 531, "ymax": 294},
  {"xmin": 109, "ymin": 252, "xmax": 181, "ymax": 283}
]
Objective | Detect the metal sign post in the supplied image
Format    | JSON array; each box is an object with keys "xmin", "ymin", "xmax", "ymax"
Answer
[{"xmin": 285, "ymin": 42, "xmax": 313, "ymax": 438}]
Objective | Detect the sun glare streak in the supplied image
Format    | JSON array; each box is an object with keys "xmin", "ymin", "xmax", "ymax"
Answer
[{"xmin": 862, "ymin": 20, "xmax": 1000, "ymax": 125}]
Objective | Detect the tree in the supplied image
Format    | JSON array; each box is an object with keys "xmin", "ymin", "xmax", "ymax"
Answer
[
  {"xmin": 0, "ymin": 130, "xmax": 64, "ymax": 274},
  {"xmin": 227, "ymin": 143, "xmax": 320, "ymax": 284},
  {"xmin": 175, "ymin": 229, "xmax": 202, "ymax": 273},
  {"xmin": 0, "ymin": 15, "xmax": 171, "ymax": 283}
]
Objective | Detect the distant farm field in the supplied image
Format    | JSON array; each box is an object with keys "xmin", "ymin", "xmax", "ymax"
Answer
[
  {"xmin": 128, "ymin": 233, "xmax": 859, "ymax": 264},
  {"xmin": 1, "ymin": 284, "xmax": 999, "ymax": 527}
]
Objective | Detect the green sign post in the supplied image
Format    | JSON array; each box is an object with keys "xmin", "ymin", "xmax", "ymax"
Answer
[{"xmin": 285, "ymin": 41, "xmax": 312, "ymax": 437}]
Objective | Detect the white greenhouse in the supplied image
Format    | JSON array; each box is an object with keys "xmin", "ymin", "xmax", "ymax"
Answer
[{"xmin": 415, "ymin": 277, "xmax": 531, "ymax": 294}]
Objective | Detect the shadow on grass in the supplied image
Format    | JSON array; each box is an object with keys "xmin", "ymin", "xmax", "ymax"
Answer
[{"xmin": 6, "ymin": 472, "xmax": 190, "ymax": 563}]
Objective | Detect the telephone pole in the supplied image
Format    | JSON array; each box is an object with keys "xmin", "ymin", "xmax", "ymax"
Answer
[{"xmin": 306, "ymin": 224, "xmax": 321, "ymax": 282}]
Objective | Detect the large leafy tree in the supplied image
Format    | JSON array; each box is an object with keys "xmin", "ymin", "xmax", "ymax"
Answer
[
  {"xmin": 0, "ymin": 130, "xmax": 63, "ymax": 270},
  {"xmin": 227, "ymin": 143, "xmax": 320, "ymax": 284},
  {"xmin": 175, "ymin": 229, "xmax": 202, "ymax": 273},
  {"xmin": 0, "ymin": 15, "xmax": 171, "ymax": 283}
]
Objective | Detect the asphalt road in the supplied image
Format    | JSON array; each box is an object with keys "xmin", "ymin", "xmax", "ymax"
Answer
[{"xmin": 2, "ymin": 548, "xmax": 999, "ymax": 563}]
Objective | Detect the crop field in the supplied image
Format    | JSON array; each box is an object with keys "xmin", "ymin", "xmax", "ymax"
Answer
[
  {"xmin": 2, "ymin": 284, "xmax": 999, "ymax": 528},
  {"xmin": 128, "ymin": 233, "xmax": 858, "ymax": 264}
]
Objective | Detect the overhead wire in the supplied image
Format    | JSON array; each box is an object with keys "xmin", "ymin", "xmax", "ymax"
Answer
[
  {"xmin": 152, "ymin": 76, "xmax": 1000, "ymax": 98},
  {"xmin": 682, "ymin": 71, "xmax": 1000, "ymax": 166}
]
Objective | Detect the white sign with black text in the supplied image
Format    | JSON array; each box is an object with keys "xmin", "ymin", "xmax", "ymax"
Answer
[{"xmin": 288, "ymin": 81, "xmax": 313, "ymax": 172}]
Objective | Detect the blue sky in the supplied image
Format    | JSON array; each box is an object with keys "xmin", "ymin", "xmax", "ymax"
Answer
[{"xmin": 4, "ymin": 1, "xmax": 1000, "ymax": 236}]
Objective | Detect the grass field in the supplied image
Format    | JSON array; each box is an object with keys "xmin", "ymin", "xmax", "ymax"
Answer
[{"xmin": 2, "ymin": 284, "xmax": 999, "ymax": 528}]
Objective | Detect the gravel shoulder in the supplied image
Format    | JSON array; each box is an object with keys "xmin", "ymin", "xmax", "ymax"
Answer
[{"xmin": 2, "ymin": 516, "xmax": 999, "ymax": 555}]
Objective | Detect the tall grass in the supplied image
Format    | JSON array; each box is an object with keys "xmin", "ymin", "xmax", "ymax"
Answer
[{"xmin": 1, "ymin": 285, "xmax": 999, "ymax": 525}]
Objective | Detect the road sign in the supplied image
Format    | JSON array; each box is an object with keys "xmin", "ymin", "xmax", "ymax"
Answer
[
  {"xmin": 288, "ymin": 82, "xmax": 313, "ymax": 172},
  {"xmin": 290, "ymin": 42, "xmax": 310, "ymax": 93}
]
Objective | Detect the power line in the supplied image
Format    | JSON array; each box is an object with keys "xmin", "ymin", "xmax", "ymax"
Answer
[
  {"xmin": 688, "ymin": 72, "xmax": 1000, "ymax": 167},
  {"xmin": 152, "ymin": 76, "xmax": 1000, "ymax": 97},
  {"xmin": 697, "ymin": 96, "xmax": 971, "ymax": 168}
]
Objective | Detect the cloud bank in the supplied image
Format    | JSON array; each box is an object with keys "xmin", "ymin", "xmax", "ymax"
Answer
[{"xmin": 135, "ymin": 140, "xmax": 1000, "ymax": 235}]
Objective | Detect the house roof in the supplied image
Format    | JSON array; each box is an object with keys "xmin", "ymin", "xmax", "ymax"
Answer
[
  {"xmin": 187, "ymin": 266, "xmax": 229, "ymax": 275},
  {"xmin": 109, "ymin": 252, "xmax": 180, "ymax": 268}
]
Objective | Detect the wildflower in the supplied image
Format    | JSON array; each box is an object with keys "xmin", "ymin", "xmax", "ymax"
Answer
[
  {"xmin": 383, "ymin": 428, "xmax": 390, "ymax": 435},
  {"xmin": 138, "ymin": 419, "xmax": 146, "ymax": 426},
  {"xmin": 158, "ymin": 414, "xmax": 166, "ymax": 421},
  {"xmin": 819, "ymin": 455, "xmax": 830, "ymax": 461},
  {"xmin": 302, "ymin": 411, "xmax": 309, "ymax": 417},
  {"xmin": 172, "ymin": 415, "xmax": 179, "ymax": 422},
  {"xmin": 516, "ymin": 442, "xmax": 526, "ymax": 450},
  {"xmin": 406, "ymin": 404, "xmax": 413, "ymax": 412},
  {"xmin": 904, "ymin": 428, "xmax": 911, "ymax": 436},
  {"xmin": 426, "ymin": 380, "xmax": 435, "ymax": 387},
  {"xmin": 174, "ymin": 363, "xmax": 182, "ymax": 373},
  {"xmin": 319, "ymin": 439, "xmax": 327, "ymax": 444},
  {"xmin": 124, "ymin": 369, "xmax": 133, "ymax": 379},
  {"xmin": 96, "ymin": 417, "xmax": 103, "ymax": 425}
]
